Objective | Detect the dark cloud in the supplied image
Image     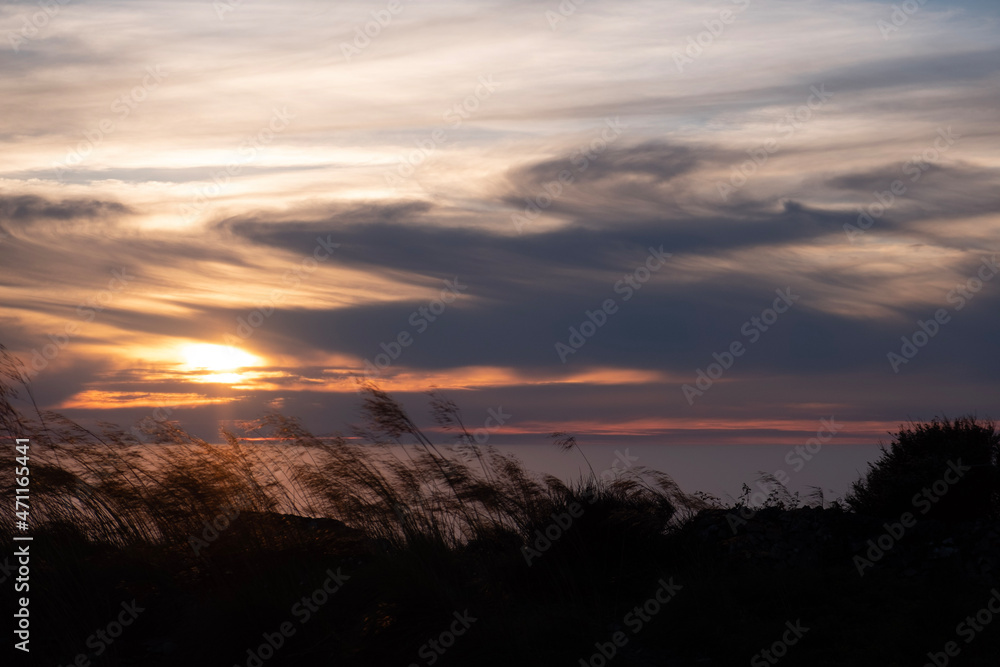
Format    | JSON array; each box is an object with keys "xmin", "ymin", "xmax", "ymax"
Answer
[
  {"xmin": 81, "ymin": 222, "xmax": 994, "ymax": 390},
  {"xmin": 511, "ymin": 141, "xmax": 701, "ymax": 186},
  {"xmin": 0, "ymin": 33, "xmax": 116, "ymax": 78},
  {"xmin": 818, "ymin": 47, "xmax": 1000, "ymax": 96},
  {"xmin": 215, "ymin": 200, "xmax": 433, "ymax": 235},
  {"xmin": 826, "ymin": 161, "xmax": 1000, "ymax": 226},
  {"xmin": 0, "ymin": 194, "xmax": 131, "ymax": 224}
]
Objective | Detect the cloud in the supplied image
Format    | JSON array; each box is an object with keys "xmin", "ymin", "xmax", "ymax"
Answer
[
  {"xmin": 0, "ymin": 194, "xmax": 131, "ymax": 225},
  {"xmin": 826, "ymin": 161, "xmax": 1000, "ymax": 226}
]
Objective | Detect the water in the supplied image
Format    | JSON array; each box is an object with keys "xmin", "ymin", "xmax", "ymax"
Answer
[{"xmin": 487, "ymin": 442, "xmax": 882, "ymax": 504}]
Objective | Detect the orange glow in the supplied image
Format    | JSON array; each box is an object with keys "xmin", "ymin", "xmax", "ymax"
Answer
[
  {"xmin": 307, "ymin": 365, "xmax": 679, "ymax": 393},
  {"xmin": 495, "ymin": 418, "xmax": 894, "ymax": 444},
  {"xmin": 58, "ymin": 391, "xmax": 236, "ymax": 410}
]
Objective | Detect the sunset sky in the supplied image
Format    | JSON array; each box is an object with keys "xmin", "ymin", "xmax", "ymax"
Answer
[{"xmin": 2, "ymin": 0, "xmax": 998, "ymax": 497}]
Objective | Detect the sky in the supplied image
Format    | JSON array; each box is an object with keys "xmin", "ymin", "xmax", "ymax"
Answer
[{"xmin": 1, "ymin": 0, "xmax": 998, "ymax": 498}]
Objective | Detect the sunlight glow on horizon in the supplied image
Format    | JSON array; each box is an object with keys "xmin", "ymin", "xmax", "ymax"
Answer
[{"xmin": 180, "ymin": 344, "xmax": 262, "ymax": 385}]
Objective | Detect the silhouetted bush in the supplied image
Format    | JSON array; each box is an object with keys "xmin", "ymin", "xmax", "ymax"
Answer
[{"xmin": 846, "ymin": 416, "xmax": 1000, "ymax": 522}]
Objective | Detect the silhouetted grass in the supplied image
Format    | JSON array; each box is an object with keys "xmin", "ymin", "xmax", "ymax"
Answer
[{"xmin": 1, "ymin": 346, "xmax": 998, "ymax": 666}]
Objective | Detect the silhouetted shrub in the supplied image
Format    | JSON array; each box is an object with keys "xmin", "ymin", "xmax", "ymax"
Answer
[{"xmin": 846, "ymin": 416, "xmax": 999, "ymax": 522}]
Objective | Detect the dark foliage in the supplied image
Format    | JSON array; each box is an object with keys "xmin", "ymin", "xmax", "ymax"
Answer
[{"xmin": 846, "ymin": 417, "xmax": 1000, "ymax": 522}]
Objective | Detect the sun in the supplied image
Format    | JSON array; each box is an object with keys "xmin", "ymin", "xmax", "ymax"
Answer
[{"xmin": 181, "ymin": 344, "xmax": 261, "ymax": 379}]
